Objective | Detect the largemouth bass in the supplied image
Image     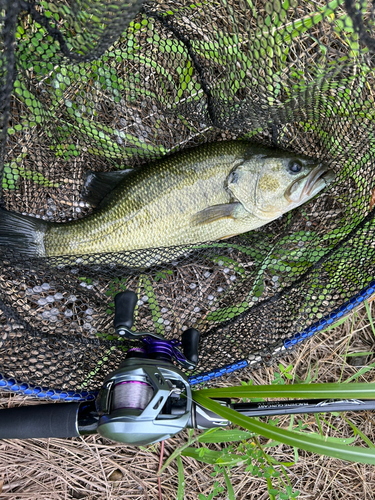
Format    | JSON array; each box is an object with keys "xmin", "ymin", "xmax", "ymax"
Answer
[{"xmin": 0, "ymin": 141, "xmax": 333, "ymax": 265}]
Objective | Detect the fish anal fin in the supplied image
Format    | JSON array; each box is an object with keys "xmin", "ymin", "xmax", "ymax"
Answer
[
  {"xmin": 191, "ymin": 203, "xmax": 240, "ymax": 226},
  {"xmin": 82, "ymin": 169, "xmax": 134, "ymax": 207}
]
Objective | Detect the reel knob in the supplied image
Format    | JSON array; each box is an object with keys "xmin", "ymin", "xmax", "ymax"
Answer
[
  {"xmin": 181, "ymin": 328, "xmax": 200, "ymax": 367},
  {"xmin": 114, "ymin": 290, "xmax": 137, "ymax": 331}
]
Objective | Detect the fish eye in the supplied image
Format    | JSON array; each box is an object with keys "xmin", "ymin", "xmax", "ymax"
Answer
[{"xmin": 287, "ymin": 160, "xmax": 303, "ymax": 174}]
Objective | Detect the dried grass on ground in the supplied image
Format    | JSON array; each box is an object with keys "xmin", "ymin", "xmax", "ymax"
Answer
[{"xmin": 1, "ymin": 300, "xmax": 375, "ymax": 499}]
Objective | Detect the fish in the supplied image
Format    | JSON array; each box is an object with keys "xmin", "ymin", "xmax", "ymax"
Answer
[{"xmin": 0, "ymin": 140, "xmax": 334, "ymax": 266}]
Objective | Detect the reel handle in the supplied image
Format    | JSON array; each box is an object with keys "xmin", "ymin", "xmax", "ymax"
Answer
[
  {"xmin": 181, "ymin": 328, "xmax": 200, "ymax": 366},
  {"xmin": 113, "ymin": 289, "xmax": 200, "ymax": 368},
  {"xmin": 114, "ymin": 290, "xmax": 137, "ymax": 330}
]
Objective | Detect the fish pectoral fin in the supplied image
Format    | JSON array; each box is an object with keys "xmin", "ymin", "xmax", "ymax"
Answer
[
  {"xmin": 191, "ymin": 203, "xmax": 241, "ymax": 226},
  {"xmin": 82, "ymin": 169, "xmax": 134, "ymax": 207}
]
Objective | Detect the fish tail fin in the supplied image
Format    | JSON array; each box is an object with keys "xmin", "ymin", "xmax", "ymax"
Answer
[{"xmin": 0, "ymin": 208, "xmax": 48, "ymax": 257}]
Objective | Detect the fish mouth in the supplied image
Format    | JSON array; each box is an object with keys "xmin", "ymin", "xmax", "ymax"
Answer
[{"xmin": 285, "ymin": 164, "xmax": 334, "ymax": 203}]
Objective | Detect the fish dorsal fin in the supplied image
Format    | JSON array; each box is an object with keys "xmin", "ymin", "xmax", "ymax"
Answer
[
  {"xmin": 82, "ymin": 169, "xmax": 134, "ymax": 207},
  {"xmin": 191, "ymin": 202, "xmax": 241, "ymax": 226}
]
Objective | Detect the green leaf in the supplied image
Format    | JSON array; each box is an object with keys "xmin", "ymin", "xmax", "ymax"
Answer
[
  {"xmin": 158, "ymin": 428, "xmax": 219, "ymax": 475},
  {"xmin": 181, "ymin": 447, "xmax": 246, "ymax": 465},
  {"xmin": 268, "ymin": 489, "xmax": 280, "ymax": 496},
  {"xmin": 344, "ymin": 362, "xmax": 375, "ymax": 383},
  {"xmin": 195, "ymin": 382, "xmax": 375, "ymax": 399},
  {"xmin": 292, "ymin": 430, "xmax": 356, "ymax": 445},
  {"xmin": 223, "ymin": 469, "xmax": 235, "ymax": 500},
  {"xmin": 193, "ymin": 393, "xmax": 375, "ymax": 465},
  {"xmin": 365, "ymin": 300, "xmax": 375, "ymax": 337},
  {"xmin": 197, "ymin": 429, "xmax": 254, "ymax": 444},
  {"xmin": 176, "ymin": 456, "xmax": 185, "ymax": 500},
  {"xmin": 205, "ymin": 302, "xmax": 248, "ymax": 322},
  {"xmin": 344, "ymin": 352, "xmax": 374, "ymax": 357},
  {"xmin": 342, "ymin": 415, "xmax": 375, "ymax": 448},
  {"xmin": 321, "ymin": 315, "xmax": 350, "ymax": 331}
]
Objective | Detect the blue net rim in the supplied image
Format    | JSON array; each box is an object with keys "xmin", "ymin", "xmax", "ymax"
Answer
[{"xmin": 1, "ymin": 280, "xmax": 374, "ymax": 399}]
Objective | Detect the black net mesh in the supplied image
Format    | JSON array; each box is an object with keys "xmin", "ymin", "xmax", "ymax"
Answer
[{"xmin": 1, "ymin": 0, "xmax": 375, "ymax": 392}]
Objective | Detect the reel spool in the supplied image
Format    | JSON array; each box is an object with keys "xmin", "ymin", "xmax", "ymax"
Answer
[
  {"xmin": 111, "ymin": 349, "xmax": 154, "ymax": 414},
  {"xmin": 96, "ymin": 350, "xmax": 192, "ymax": 445},
  {"xmin": 112, "ymin": 380, "xmax": 154, "ymax": 412}
]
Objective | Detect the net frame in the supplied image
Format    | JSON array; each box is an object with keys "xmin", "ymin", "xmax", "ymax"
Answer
[{"xmin": 1, "ymin": 0, "xmax": 375, "ymax": 397}]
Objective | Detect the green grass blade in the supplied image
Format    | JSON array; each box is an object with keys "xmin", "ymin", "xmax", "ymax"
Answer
[
  {"xmin": 195, "ymin": 382, "xmax": 375, "ymax": 399},
  {"xmin": 205, "ymin": 301, "xmax": 249, "ymax": 323},
  {"xmin": 181, "ymin": 447, "xmax": 246, "ymax": 466},
  {"xmin": 205, "ymin": 244, "xmax": 274, "ymax": 322},
  {"xmin": 80, "ymin": 345, "xmax": 117, "ymax": 388},
  {"xmin": 197, "ymin": 429, "xmax": 254, "ymax": 444},
  {"xmin": 158, "ymin": 428, "xmax": 218, "ymax": 474},
  {"xmin": 291, "ymin": 430, "xmax": 356, "ymax": 445},
  {"xmin": 267, "ymin": 481, "xmax": 277, "ymax": 500},
  {"xmin": 223, "ymin": 469, "xmax": 235, "ymax": 500},
  {"xmin": 321, "ymin": 315, "xmax": 349, "ymax": 332},
  {"xmin": 59, "ymin": 117, "xmax": 163, "ymax": 161},
  {"xmin": 3, "ymin": 152, "xmax": 60, "ymax": 190},
  {"xmin": 14, "ymin": 165, "xmax": 60, "ymax": 188},
  {"xmin": 365, "ymin": 300, "xmax": 375, "ymax": 337},
  {"xmin": 140, "ymin": 275, "xmax": 164, "ymax": 336},
  {"xmin": 341, "ymin": 415, "xmax": 375, "ymax": 448},
  {"xmin": 176, "ymin": 456, "xmax": 185, "ymax": 500},
  {"xmin": 344, "ymin": 363, "xmax": 375, "ymax": 383},
  {"xmin": 193, "ymin": 393, "xmax": 375, "ymax": 465},
  {"xmin": 345, "ymin": 352, "xmax": 374, "ymax": 357}
]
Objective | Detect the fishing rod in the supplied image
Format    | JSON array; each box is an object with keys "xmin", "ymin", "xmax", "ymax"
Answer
[{"xmin": 1, "ymin": 290, "xmax": 375, "ymax": 443}]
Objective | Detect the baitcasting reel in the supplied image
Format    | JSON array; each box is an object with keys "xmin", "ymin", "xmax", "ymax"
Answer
[
  {"xmin": 94, "ymin": 290, "xmax": 224, "ymax": 445},
  {"xmin": 0, "ymin": 290, "xmax": 229, "ymax": 444},
  {"xmin": 2, "ymin": 290, "xmax": 375, "ymax": 444}
]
